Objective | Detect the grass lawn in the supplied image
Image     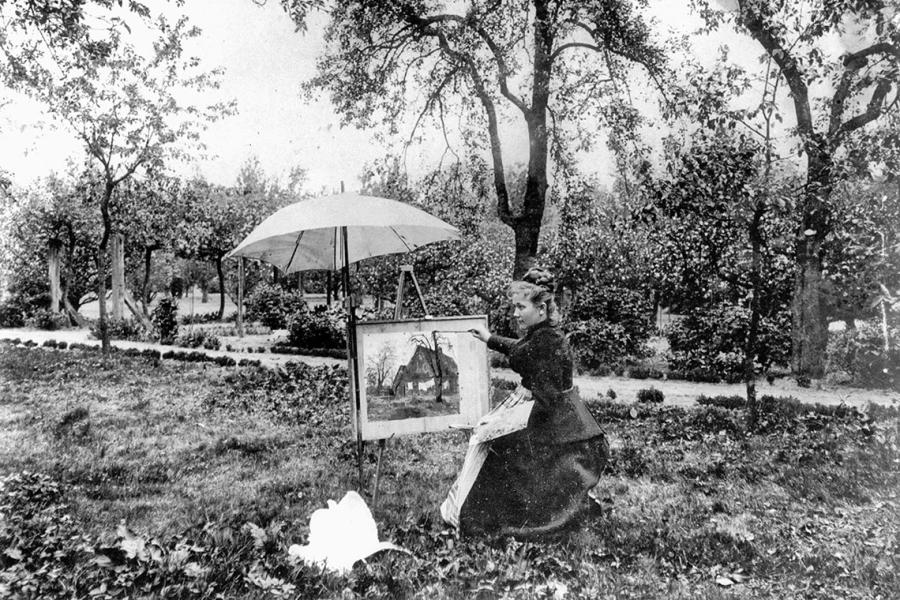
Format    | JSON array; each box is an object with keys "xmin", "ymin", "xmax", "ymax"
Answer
[{"xmin": 1, "ymin": 344, "xmax": 898, "ymax": 599}]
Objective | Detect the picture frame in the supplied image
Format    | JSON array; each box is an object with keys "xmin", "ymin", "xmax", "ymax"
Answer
[{"xmin": 353, "ymin": 315, "xmax": 491, "ymax": 440}]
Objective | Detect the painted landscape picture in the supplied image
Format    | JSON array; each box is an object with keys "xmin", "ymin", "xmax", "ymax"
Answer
[
  {"xmin": 354, "ymin": 316, "xmax": 490, "ymax": 440},
  {"xmin": 364, "ymin": 331, "xmax": 461, "ymax": 421}
]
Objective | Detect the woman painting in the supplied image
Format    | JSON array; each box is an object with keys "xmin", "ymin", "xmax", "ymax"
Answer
[{"xmin": 448, "ymin": 267, "xmax": 608, "ymax": 538}]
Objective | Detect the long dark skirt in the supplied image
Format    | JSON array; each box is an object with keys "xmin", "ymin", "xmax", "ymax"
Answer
[{"xmin": 458, "ymin": 430, "xmax": 609, "ymax": 535}]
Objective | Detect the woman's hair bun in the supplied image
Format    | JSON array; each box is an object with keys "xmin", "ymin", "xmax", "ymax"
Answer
[{"xmin": 522, "ymin": 267, "xmax": 556, "ymax": 294}]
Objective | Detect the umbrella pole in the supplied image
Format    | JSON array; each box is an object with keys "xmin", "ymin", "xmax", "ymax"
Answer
[{"xmin": 340, "ymin": 226, "xmax": 365, "ymax": 490}]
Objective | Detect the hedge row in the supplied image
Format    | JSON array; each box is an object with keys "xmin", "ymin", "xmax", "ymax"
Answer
[{"xmin": 0, "ymin": 338, "xmax": 267, "ymax": 369}]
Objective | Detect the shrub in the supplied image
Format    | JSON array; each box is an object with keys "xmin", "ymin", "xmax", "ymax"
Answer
[
  {"xmin": 178, "ymin": 311, "xmax": 239, "ymax": 325},
  {"xmin": 174, "ymin": 328, "xmax": 221, "ymax": 350},
  {"xmin": 562, "ymin": 283, "xmax": 654, "ymax": 369},
  {"xmin": 697, "ymin": 395, "xmax": 746, "ymax": 410},
  {"xmin": 0, "ymin": 298, "xmax": 26, "ymax": 327},
  {"xmin": 628, "ymin": 365, "xmax": 664, "ymax": 380},
  {"xmin": 24, "ymin": 308, "xmax": 68, "ymax": 330},
  {"xmin": 89, "ymin": 317, "xmax": 147, "ymax": 341},
  {"xmin": 286, "ymin": 308, "xmax": 345, "ymax": 350},
  {"xmin": 245, "ymin": 283, "xmax": 307, "ymax": 329},
  {"xmin": 565, "ymin": 319, "xmax": 634, "ymax": 371},
  {"xmin": 666, "ymin": 304, "xmax": 791, "ymax": 382},
  {"xmin": 637, "ymin": 387, "xmax": 664, "ymax": 403},
  {"xmin": 826, "ymin": 321, "xmax": 900, "ymax": 389},
  {"xmin": 606, "ymin": 388, "xmax": 617, "ymax": 400},
  {"xmin": 151, "ymin": 297, "xmax": 179, "ymax": 344}
]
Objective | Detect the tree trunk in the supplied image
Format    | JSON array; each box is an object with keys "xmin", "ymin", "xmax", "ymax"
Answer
[
  {"xmin": 60, "ymin": 224, "xmax": 83, "ymax": 324},
  {"xmin": 744, "ymin": 202, "xmax": 765, "ymax": 430},
  {"xmin": 97, "ymin": 182, "xmax": 114, "ymax": 356},
  {"xmin": 96, "ymin": 251, "xmax": 110, "ymax": 355},
  {"xmin": 237, "ymin": 257, "xmax": 245, "ymax": 337},
  {"xmin": 48, "ymin": 240, "xmax": 61, "ymax": 313},
  {"xmin": 110, "ymin": 232, "xmax": 125, "ymax": 321},
  {"xmin": 216, "ymin": 255, "xmax": 226, "ymax": 321},
  {"xmin": 141, "ymin": 246, "xmax": 154, "ymax": 318},
  {"xmin": 791, "ymin": 147, "xmax": 832, "ymax": 378},
  {"xmin": 512, "ymin": 218, "xmax": 542, "ymax": 280}
]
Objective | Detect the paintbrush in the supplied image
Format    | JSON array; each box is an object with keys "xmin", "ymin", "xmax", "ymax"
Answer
[{"xmin": 430, "ymin": 329, "xmax": 480, "ymax": 334}]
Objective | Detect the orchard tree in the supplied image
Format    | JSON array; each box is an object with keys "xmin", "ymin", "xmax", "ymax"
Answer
[
  {"xmin": 0, "ymin": 170, "xmax": 100, "ymax": 321},
  {"xmin": 0, "ymin": 11, "xmax": 232, "ymax": 353},
  {"xmin": 278, "ymin": 0, "xmax": 665, "ymax": 278},
  {"xmin": 696, "ymin": 0, "xmax": 900, "ymax": 376},
  {"xmin": 116, "ymin": 173, "xmax": 197, "ymax": 316},
  {"xmin": 183, "ymin": 168, "xmax": 287, "ymax": 320}
]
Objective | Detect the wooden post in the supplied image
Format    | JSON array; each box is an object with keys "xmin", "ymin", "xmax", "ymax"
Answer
[
  {"xmin": 48, "ymin": 240, "xmax": 61, "ymax": 313},
  {"xmin": 326, "ymin": 271, "xmax": 333, "ymax": 305},
  {"xmin": 340, "ymin": 226, "xmax": 364, "ymax": 490},
  {"xmin": 110, "ymin": 233, "xmax": 125, "ymax": 320},
  {"xmin": 237, "ymin": 257, "xmax": 245, "ymax": 337}
]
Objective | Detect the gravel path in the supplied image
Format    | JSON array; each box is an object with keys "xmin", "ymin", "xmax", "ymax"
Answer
[{"xmin": 3, "ymin": 327, "xmax": 898, "ymax": 408}]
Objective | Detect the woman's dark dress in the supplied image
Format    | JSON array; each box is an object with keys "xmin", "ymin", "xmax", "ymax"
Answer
[{"xmin": 459, "ymin": 320, "xmax": 608, "ymax": 535}]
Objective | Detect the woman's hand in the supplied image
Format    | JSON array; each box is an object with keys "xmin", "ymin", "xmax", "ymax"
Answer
[{"xmin": 469, "ymin": 325, "xmax": 491, "ymax": 343}]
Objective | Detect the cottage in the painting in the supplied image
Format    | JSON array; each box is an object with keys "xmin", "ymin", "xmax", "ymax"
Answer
[{"xmin": 391, "ymin": 345, "xmax": 459, "ymax": 398}]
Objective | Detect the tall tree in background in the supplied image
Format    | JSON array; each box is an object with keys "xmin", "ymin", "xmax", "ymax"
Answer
[
  {"xmin": 697, "ymin": 0, "xmax": 900, "ymax": 376},
  {"xmin": 0, "ymin": 10, "xmax": 233, "ymax": 354},
  {"xmin": 116, "ymin": 173, "xmax": 196, "ymax": 317},
  {"xmin": 0, "ymin": 170, "xmax": 101, "ymax": 321},
  {"xmin": 279, "ymin": 0, "xmax": 664, "ymax": 278}
]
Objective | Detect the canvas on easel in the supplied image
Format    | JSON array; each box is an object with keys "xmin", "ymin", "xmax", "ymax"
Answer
[{"xmin": 353, "ymin": 315, "xmax": 490, "ymax": 441}]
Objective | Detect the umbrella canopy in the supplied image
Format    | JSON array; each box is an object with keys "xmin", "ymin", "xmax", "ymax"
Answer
[{"xmin": 226, "ymin": 192, "xmax": 460, "ymax": 272}]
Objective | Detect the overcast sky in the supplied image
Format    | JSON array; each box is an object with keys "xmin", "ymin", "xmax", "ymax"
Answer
[{"xmin": 1, "ymin": 0, "xmax": 857, "ymax": 195}]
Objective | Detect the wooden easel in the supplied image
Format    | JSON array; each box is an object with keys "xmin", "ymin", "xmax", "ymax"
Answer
[{"xmin": 369, "ymin": 264, "xmax": 429, "ymax": 508}]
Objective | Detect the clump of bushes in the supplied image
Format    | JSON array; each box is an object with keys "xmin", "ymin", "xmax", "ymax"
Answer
[
  {"xmin": 0, "ymin": 298, "xmax": 26, "ymax": 327},
  {"xmin": 269, "ymin": 344, "xmax": 346, "ymax": 359},
  {"xmin": 826, "ymin": 321, "xmax": 900, "ymax": 390},
  {"xmin": 286, "ymin": 307, "xmax": 345, "ymax": 350},
  {"xmin": 666, "ymin": 305, "xmax": 790, "ymax": 383},
  {"xmin": 174, "ymin": 328, "xmax": 221, "ymax": 351},
  {"xmin": 151, "ymin": 297, "xmax": 179, "ymax": 344},
  {"xmin": 89, "ymin": 317, "xmax": 147, "ymax": 342},
  {"xmin": 178, "ymin": 311, "xmax": 239, "ymax": 325},
  {"xmin": 245, "ymin": 283, "xmax": 306, "ymax": 329},
  {"xmin": 697, "ymin": 395, "xmax": 745, "ymax": 410},
  {"xmin": 637, "ymin": 387, "xmax": 664, "ymax": 403},
  {"xmin": 563, "ymin": 285, "xmax": 654, "ymax": 371},
  {"xmin": 627, "ymin": 365, "xmax": 664, "ymax": 380},
  {"xmin": 24, "ymin": 308, "xmax": 69, "ymax": 331}
]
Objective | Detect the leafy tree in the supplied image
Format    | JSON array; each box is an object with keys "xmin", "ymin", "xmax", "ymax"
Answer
[
  {"xmin": 642, "ymin": 127, "xmax": 796, "ymax": 424},
  {"xmin": 695, "ymin": 0, "xmax": 900, "ymax": 376},
  {"xmin": 182, "ymin": 165, "xmax": 292, "ymax": 320},
  {"xmin": 0, "ymin": 11, "xmax": 232, "ymax": 353},
  {"xmin": 0, "ymin": 0, "xmax": 151, "ymax": 64},
  {"xmin": 279, "ymin": 0, "xmax": 665, "ymax": 278},
  {"xmin": 115, "ymin": 173, "xmax": 197, "ymax": 316},
  {"xmin": 0, "ymin": 170, "xmax": 101, "ymax": 321}
]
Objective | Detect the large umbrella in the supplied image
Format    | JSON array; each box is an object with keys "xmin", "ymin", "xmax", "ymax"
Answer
[
  {"xmin": 225, "ymin": 192, "xmax": 460, "ymax": 271},
  {"xmin": 226, "ymin": 192, "xmax": 461, "ymax": 488}
]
